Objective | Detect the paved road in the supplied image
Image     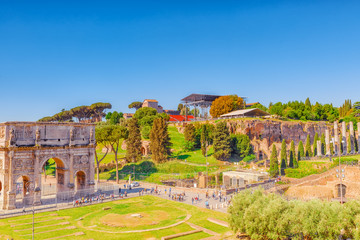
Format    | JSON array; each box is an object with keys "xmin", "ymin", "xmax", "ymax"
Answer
[{"xmin": 0, "ymin": 183, "xmax": 230, "ymax": 219}]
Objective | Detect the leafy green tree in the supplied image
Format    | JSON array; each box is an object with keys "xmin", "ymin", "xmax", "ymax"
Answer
[
  {"xmin": 213, "ymin": 121, "xmax": 232, "ymax": 161},
  {"xmin": 312, "ymin": 133, "xmax": 319, "ymax": 156},
  {"xmin": 298, "ymin": 140, "xmax": 305, "ymax": 160},
  {"xmin": 150, "ymin": 118, "xmax": 171, "ymax": 163},
  {"xmin": 105, "ymin": 125, "xmax": 128, "ymax": 183},
  {"xmin": 134, "ymin": 107, "xmax": 158, "ymax": 127},
  {"xmin": 94, "ymin": 125, "xmax": 111, "ymax": 182},
  {"xmin": 126, "ymin": 118, "xmax": 142, "ymax": 163},
  {"xmin": 305, "ymin": 135, "xmax": 312, "ymax": 157},
  {"xmin": 184, "ymin": 124, "xmax": 196, "ymax": 151},
  {"xmin": 269, "ymin": 144, "xmax": 279, "ymax": 177},
  {"xmin": 249, "ymin": 103, "xmax": 268, "ymax": 111},
  {"xmin": 200, "ymin": 124, "xmax": 209, "ymax": 156},
  {"xmin": 141, "ymin": 126, "xmax": 151, "ymax": 139},
  {"xmin": 289, "ymin": 140, "xmax": 297, "ymax": 168},
  {"xmin": 339, "ymin": 99, "xmax": 352, "ymax": 117},
  {"xmin": 90, "ymin": 102, "xmax": 112, "ymax": 121},
  {"xmin": 128, "ymin": 101, "xmax": 142, "ymax": 110},
  {"xmin": 109, "ymin": 111, "xmax": 123, "ymax": 125},
  {"xmin": 231, "ymin": 134, "xmax": 252, "ymax": 158},
  {"xmin": 280, "ymin": 140, "xmax": 287, "ymax": 175}
]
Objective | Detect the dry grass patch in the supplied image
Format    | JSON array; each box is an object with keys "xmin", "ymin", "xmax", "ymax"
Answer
[{"xmin": 100, "ymin": 210, "xmax": 170, "ymax": 227}]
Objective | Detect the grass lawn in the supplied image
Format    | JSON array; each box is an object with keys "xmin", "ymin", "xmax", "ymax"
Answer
[
  {"xmin": 285, "ymin": 156, "xmax": 360, "ymax": 178},
  {"xmin": 0, "ymin": 195, "xmax": 232, "ymax": 240}
]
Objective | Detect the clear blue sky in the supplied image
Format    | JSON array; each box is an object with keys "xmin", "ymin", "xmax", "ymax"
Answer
[{"xmin": 1, "ymin": 0, "xmax": 360, "ymax": 122}]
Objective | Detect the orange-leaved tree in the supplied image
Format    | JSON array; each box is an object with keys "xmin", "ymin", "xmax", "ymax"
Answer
[{"xmin": 210, "ymin": 95, "xmax": 245, "ymax": 118}]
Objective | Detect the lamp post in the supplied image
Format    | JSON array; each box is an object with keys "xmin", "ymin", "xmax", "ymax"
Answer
[
  {"xmin": 32, "ymin": 187, "xmax": 41, "ymax": 240},
  {"xmin": 337, "ymin": 140, "xmax": 345, "ymax": 203}
]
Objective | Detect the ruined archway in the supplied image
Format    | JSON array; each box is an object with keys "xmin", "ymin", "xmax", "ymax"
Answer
[
  {"xmin": 0, "ymin": 122, "xmax": 95, "ymax": 210},
  {"xmin": 141, "ymin": 147, "xmax": 146, "ymax": 156},
  {"xmin": 336, "ymin": 184, "xmax": 347, "ymax": 198}
]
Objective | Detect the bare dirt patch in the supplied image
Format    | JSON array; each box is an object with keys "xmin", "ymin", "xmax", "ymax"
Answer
[{"xmin": 100, "ymin": 210, "xmax": 170, "ymax": 228}]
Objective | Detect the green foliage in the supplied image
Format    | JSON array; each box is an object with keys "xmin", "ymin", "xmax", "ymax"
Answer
[
  {"xmin": 134, "ymin": 107, "xmax": 158, "ymax": 127},
  {"xmin": 289, "ymin": 140, "xmax": 297, "ymax": 168},
  {"xmin": 249, "ymin": 103, "xmax": 267, "ymax": 112},
  {"xmin": 126, "ymin": 118, "xmax": 142, "ymax": 163},
  {"xmin": 108, "ymin": 111, "xmax": 123, "ymax": 125},
  {"xmin": 128, "ymin": 101, "xmax": 143, "ymax": 110},
  {"xmin": 305, "ymin": 135, "xmax": 312, "ymax": 157},
  {"xmin": 150, "ymin": 118, "xmax": 171, "ymax": 163},
  {"xmin": 141, "ymin": 125, "xmax": 151, "ymax": 139},
  {"xmin": 267, "ymin": 98, "xmax": 339, "ymax": 121},
  {"xmin": 230, "ymin": 134, "xmax": 252, "ymax": 158},
  {"xmin": 348, "ymin": 135, "xmax": 352, "ymax": 154},
  {"xmin": 320, "ymin": 133, "xmax": 326, "ymax": 155},
  {"xmin": 280, "ymin": 139, "xmax": 287, "ymax": 175},
  {"xmin": 229, "ymin": 189, "xmax": 359, "ymax": 240},
  {"xmin": 339, "ymin": 99, "xmax": 352, "ymax": 117},
  {"xmin": 297, "ymin": 140, "xmax": 304, "ymax": 160},
  {"xmin": 242, "ymin": 154, "xmax": 256, "ymax": 163},
  {"xmin": 213, "ymin": 121, "xmax": 232, "ymax": 161},
  {"xmin": 312, "ymin": 132, "xmax": 319, "ymax": 156},
  {"xmin": 184, "ymin": 124, "xmax": 196, "ymax": 143},
  {"xmin": 269, "ymin": 144, "xmax": 279, "ymax": 177},
  {"xmin": 183, "ymin": 141, "xmax": 196, "ymax": 151},
  {"xmin": 200, "ymin": 124, "xmax": 209, "ymax": 156}
]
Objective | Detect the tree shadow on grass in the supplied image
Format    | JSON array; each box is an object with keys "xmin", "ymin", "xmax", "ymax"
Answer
[{"xmin": 105, "ymin": 160, "xmax": 158, "ymax": 181}]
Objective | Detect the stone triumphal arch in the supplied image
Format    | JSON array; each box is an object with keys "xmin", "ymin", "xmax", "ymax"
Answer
[{"xmin": 0, "ymin": 122, "xmax": 95, "ymax": 210}]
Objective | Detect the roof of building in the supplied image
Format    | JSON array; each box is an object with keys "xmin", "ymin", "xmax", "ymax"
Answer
[
  {"xmin": 220, "ymin": 108, "xmax": 270, "ymax": 118},
  {"xmin": 143, "ymin": 99, "xmax": 158, "ymax": 103},
  {"xmin": 181, "ymin": 94, "xmax": 221, "ymax": 103},
  {"xmin": 223, "ymin": 170, "xmax": 268, "ymax": 177},
  {"xmin": 168, "ymin": 115, "xmax": 195, "ymax": 122}
]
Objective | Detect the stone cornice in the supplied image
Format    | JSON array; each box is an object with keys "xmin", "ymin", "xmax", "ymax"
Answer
[{"xmin": 0, "ymin": 145, "xmax": 94, "ymax": 152}]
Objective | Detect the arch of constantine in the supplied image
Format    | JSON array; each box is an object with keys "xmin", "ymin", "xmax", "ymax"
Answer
[{"xmin": 0, "ymin": 122, "xmax": 95, "ymax": 210}]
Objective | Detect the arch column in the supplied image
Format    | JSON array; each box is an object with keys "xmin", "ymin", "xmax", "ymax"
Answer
[
  {"xmin": 33, "ymin": 151, "xmax": 41, "ymax": 205},
  {"xmin": 5, "ymin": 151, "xmax": 16, "ymax": 210}
]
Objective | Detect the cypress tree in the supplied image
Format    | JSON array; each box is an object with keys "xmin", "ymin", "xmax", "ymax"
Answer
[
  {"xmin": 305, "ymin": 97, "xmax": 312, "ymax": 110},
  {"xmin": 213, "ymin": 121, "xmax": 232, "ymax": 161},
  {"xmin": 289, "ymin": 140, "xmax": 297, "ymax": 168},
  {"xmin": 330, "ymin": 141, "xmax": 334, "ymax": 155},
  {"xmin": 305, "ymin": 135, "xmax": 312, "ymax": 157},
  {"xmin": 269, "ymin": 144, "xmax": 279, "ymax": 177},
  {"xmin": 298, "ymin": 140, "xmax": 304, "ymax": 161},
  {"xmin": 150, "ymin": 118, "xmax": 171, "ymax": 163},
  {"xmin": 312, "ymin": 133, "xmax": 319, "ymax": 156},
  {"xmin": 280, "ymin": 139, "xmax": 287, "ymax": 175},
  {"xmin": 184, "ymin": 124, "xmax": 196, "ymax": 143},
  {"xmin": 126, "ymin": 118, "xmax": 142, "ymax": 163},
  {"xmin": 347, "ymin": 135, "xmax": 352, "ymax": 154},
  {"xmin": 320, "ymin": 133, "xmax": 326, "ymax": 155}
]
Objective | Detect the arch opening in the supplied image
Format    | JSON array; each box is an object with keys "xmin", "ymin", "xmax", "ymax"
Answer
[
  {"xmin": 75, "ymin": 171, "xmax": 86, "ymax": 191},
  {"xmin": 336, "ymin": 184, "xmax": 347, "ymax": 198},
  {"xmin": 40, "ymin": 158, "xmax": 66, "ymax": 196},
  {"xmin": 15, "ymin": 176, "xmax": 31, "ymax": 199}
]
